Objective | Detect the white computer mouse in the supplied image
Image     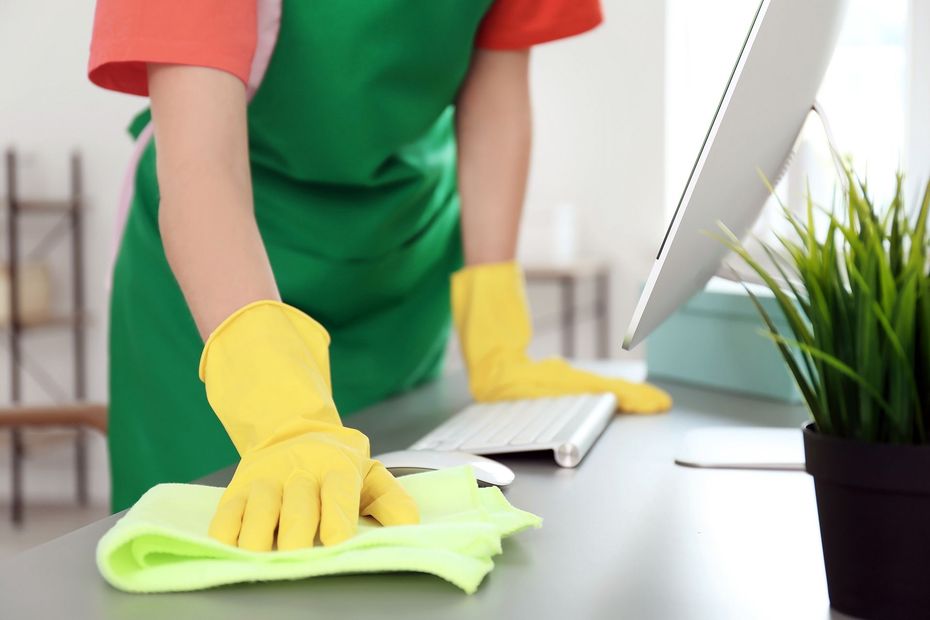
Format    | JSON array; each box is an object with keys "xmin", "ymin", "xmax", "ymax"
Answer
[{"xmin": 374, "ymin": 450, "xmax": 515, "ymax": 488}]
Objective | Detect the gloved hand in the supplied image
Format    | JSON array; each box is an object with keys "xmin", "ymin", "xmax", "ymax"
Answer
[
  {"xmin": 452, "ymin": 262, "xmax": 672, "ymax": 414},
  {"xmin": 199, "ymin": 301, "xmax": 419, "ymax": 552}
]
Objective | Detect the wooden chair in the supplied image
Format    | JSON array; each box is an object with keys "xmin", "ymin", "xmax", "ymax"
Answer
[{"xmin": 0, "ymin": 404, "xmax": 107, "ymax": 524}]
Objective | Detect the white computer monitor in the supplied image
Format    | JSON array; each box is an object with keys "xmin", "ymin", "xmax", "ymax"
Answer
[{"xmin": 623, "ymin": 0, "xmax": 849, "ymax": 350}]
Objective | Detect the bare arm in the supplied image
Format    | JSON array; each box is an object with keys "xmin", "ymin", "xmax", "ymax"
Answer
[
  {"xmin": 456, "ymin": 49, "xmax": 532, "ymax": 265},
  {"xmin": 147, "ymin": 64, "xmax": 278, "ymax": 339}
]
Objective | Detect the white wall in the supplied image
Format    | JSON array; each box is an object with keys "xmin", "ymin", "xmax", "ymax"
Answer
[
  {"xmin": 521, "ymin": 0, "xmax": 667, "ymax": 358},
  {"xmin": 1, "ymin": 0, "xmax": 144, "ymax": 504},
  {"xmin": 1, "ymin": 0, "xmax": 142, "ymax": 405}
]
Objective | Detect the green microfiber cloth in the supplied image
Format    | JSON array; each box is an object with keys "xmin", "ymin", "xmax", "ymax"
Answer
[{"xmin": 96, "ymin": 466, "xmax": 541, "ymax": 594}]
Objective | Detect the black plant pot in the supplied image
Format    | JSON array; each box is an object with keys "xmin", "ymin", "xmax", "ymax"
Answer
[{"xmin": 802, "ymin": 423, "xmax": 930, "ymax": 619}]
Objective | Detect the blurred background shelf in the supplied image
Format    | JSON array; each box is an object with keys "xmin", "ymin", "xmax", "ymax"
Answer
[
  {"xmin": 0, "ymin": 313, "xmax": 89, "ymax": 331},
  {"xmin": 0, "ymin": 404, "xmax": 106, "ymax": 434},
  {"xmin": 524, "ymin": 260, "xmax": 611, "ymax": 359},
  {"xmin": 0, "ymin": 199, "xmax": 76, "ymax": 213},
  {"xmin": 3, "ymin": 148, "xmax": 100, "ymax": 526}
]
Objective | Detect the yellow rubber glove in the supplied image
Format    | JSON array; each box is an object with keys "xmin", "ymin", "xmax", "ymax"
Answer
[
  {"xmin": 451, "ymin": 262, "xmax": 672, "ymax": 414},
  {"xmin": 199, "ymin": 301, "xmax": 419, "ymax": 552}
]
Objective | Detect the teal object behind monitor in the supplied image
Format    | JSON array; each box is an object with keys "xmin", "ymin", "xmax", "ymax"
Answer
[{"xmin": 646, "ymin": 278, "xmax": 802, "ymax": 403}]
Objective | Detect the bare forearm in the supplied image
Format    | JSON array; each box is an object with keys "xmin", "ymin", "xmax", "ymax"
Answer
[
  {"xmin": 158, "ymin": 173, "xmax": 279, "ymax": 339},
  {"xmin": 456, "ymin": 49, "xmax": 532, "ymax": 266},
  {"xmin": 148, "ymin": 64, "xmax": 278, "ymax": 339}
]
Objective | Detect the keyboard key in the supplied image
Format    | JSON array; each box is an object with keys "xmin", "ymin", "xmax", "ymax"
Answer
[
  {"xmin": 535, "ymin": 396, "xmax": 590, "ymax": 443},
  {"xmin": 459, "ymin": 402, "xmax": 519, "ymax": 450},
  {"xmin": 454, "ymin": 403, "xmax": 514, "ymax": 447},
  {"xmin": 510, "ymin": 398, "xmax": 563, "ymax": 445},
  {"xmin": 410, "ymin": 405, "xmax": 484, "ymax": 449},
  {"xmin": 485, "ymin": 401, "xmax": 538, "ymax": 445}
]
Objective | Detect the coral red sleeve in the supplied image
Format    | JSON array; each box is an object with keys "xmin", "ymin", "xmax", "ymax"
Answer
[
  {"xmin": 88, "ymin": 0, "xmax": 257, "ymax": 96},
  {"xmin": 475, "ymin": 0, "xmax": 603, "ymax": 50}
]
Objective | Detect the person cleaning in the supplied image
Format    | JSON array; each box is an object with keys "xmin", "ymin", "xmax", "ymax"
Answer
[{"xmin": 88, "ymin": 0, "xmax": 672, "ymax": 551}]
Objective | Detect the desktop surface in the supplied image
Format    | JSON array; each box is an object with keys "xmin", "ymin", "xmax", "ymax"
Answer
[{"xmin": 0, "ymin": 372, "xmax": 855, "ymax": 620}]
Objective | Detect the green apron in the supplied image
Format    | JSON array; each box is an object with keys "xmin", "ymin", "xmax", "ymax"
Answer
[{"xmin": 109, "ymin": 0, "xmax": 494, "ymax": 511}]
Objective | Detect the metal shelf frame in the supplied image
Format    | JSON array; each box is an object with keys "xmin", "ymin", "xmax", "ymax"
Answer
[{"xmin": 3, "ymin": 148, "xmax": 90, "ymax": 524}]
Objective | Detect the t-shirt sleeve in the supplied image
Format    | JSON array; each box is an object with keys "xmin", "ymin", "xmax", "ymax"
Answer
[
  {"xmin": 88, "ymin": 0, "xmax": 257, "ymax": 96},
  {"xmin": 475, "ymin": 0, "xmax": 603, "ymax": 50}
]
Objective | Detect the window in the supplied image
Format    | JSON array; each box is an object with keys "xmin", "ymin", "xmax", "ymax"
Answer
[
  {"xmin": 808, "ymin": 0, "xmax": 908, "ymax": 205},
  {"xmin": 666, "ymin": 0, "xmax": 911, "ymax": 223}
]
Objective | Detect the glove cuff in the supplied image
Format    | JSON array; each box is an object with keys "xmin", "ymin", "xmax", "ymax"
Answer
[
  {"xmin": 451, "ymin": 261, "xmax": 534, "ymax": 369},
  {"xmin": 199, "ymin": 300, "xmax": 340, "ymax": 455},
  {"xmin": 199, "ymin": 300, "xmax": 330, "ymax": 381}
]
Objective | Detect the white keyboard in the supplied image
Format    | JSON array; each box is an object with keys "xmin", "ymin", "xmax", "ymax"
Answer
[{"xmin": 410, "ymin": 393, "xmax": 617, "ymax": 468}]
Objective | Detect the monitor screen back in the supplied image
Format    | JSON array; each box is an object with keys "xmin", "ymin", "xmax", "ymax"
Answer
[{"xmin": 623, "ymin": 0, "xmax": 849, "ymax": 350}]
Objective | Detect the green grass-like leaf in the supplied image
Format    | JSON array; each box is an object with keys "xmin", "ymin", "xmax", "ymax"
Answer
[{"xmin": 719, "ymin": 164, "xmax": 930, "ymax": 444}]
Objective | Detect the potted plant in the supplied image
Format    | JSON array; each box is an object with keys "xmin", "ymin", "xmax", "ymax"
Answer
[{"xmin": 719, "ymin": 169, "xmax": 930, "ymax": 620}]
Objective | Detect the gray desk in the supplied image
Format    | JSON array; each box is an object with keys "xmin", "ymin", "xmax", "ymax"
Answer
[{"xmin": 1, "ymin": 376, "xmax": 852, "ymax": 620}]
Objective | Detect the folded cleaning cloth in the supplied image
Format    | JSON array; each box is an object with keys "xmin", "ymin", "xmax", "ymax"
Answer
[{"xmin": 97, "ymin": 466, "xmax": 541, "ymax": 594}]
